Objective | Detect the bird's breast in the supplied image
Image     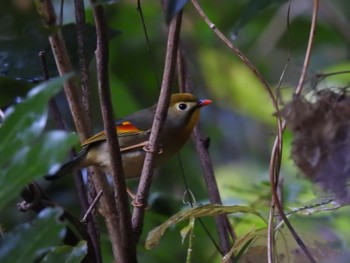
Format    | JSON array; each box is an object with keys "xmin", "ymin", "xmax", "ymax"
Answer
[{"xmin": 86, "ymin": 142, "xmax": 146, "ymax": 178}]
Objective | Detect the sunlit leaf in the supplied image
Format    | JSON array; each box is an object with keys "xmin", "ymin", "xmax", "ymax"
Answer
[
  {"xmin": 146, "ymin": 204, "xmax": 265, "ymax": 249},
  {"xmin": 0, "ymin": 208, "xmax": 66, "ymax": 263},
  {"xmin": 41, "ymin": 241, "xmax": 87, "ymax": 263}
]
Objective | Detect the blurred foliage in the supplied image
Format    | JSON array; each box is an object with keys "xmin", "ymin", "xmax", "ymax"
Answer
[
  {"xmin": 1, "ymin": 0, "xmax": 350, "ymax": 262},
  {"xmin": 0, "ymin": 76, "xmax": 77, "ymax": 208},
  {"xmin": 41, "ymin": 240, "xmax": 87, "ymax": 263},
  {"xmin": 0, "ymin": 208, "xmax": 85, "ymax": 263}
]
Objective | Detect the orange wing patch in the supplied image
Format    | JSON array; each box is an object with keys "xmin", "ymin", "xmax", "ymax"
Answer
[
  {"xmin": 116, "ymin": 121, "xmax": 143, "ymax": 135},
  {"xmin": 81, "ymin": 121, "xmax": 143, "ymax": 147}
]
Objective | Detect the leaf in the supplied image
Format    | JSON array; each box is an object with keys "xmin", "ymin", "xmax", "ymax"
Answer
[
  {"xmin": 145, "ymin": 204, "xmax": 265, "ymax": 249},
  {"xmin": 41, "ymin": 241, "xmax": 87, "ymax": 263},
  {"xmin": 0, "ymin": 75, "xmax": 78, "ymax": 208},
  {"xmin": 180, "ymin": 217, "xmax": 195, "ymax": 244},
  {"xmin": 0, "ymin": 208, "xmax": 66, "ymax": 263},
  {"xmin": 0, "ymin": 131, "xmax": 77, "ymax": 208},
  {"xmin": 0, "ymin": 75, "xmax": 70, "ymax": 165},
  {"xmin": 222, "ymin": 227, "xmax": 256, "ymax": 263},
  {"xmin": 166, "ymin": 0, "xmax": 189, "ymax": 23}
]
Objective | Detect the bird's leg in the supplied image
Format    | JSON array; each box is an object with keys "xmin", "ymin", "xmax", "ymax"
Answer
[
  {"xmin": 125, "ymin": 188, "xmax": 148, "ymax": 208},
  {"xmin": 126, "ymin": 188, "xmax": 136, "ymax": 200}
]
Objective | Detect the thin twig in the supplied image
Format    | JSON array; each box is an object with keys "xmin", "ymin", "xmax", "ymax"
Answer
[
  {"xmin": 35, "ymin": 0, "xmax": 90, "ymax": 137},
  {"xmin": 136, "ymin": 0, "xmax": 161, "ymax": 89},
  {"xmin": 276, "ymin": 1, "xmax": 293, "ymax": 105},
  {"xmin": 267, "ymin": 202, "xmax": 276, "ymax": 263},
  {"xmin": 295, "ymin": 0, "xmax": 319, "ymax": 96},
  {"xmin": 267, "ymin": 1, "xmax": 292, "ymax": 260},
  {"xmin": 191, "ymin": 0, "xmax": 279, "ymax": 112},
  {"xmin": 81, "ymin": 190, "xmax": 103, "ymax": 223},
  {"xmin": 90, "ymin": 1, "xmax": 136, "ymax": 262},
  {"xmin": 177, "ymin": 155, "xmax": 223, "ymax": 254},
  {"xmin": 131, "ymin": 12, "xmax": 183, "ymax": 242}
]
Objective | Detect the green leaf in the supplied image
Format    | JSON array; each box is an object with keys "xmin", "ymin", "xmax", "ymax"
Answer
[
  {"xmin": 0, "ymin": 76, "xmax": 70, "ymax": 165},
  {"xmin": 0, "ymin": 131, "xmax": 77, "ymax": 208},
  {"xmin": 41, "ymin": 241, "xmax": 87, "ymax": 263},
  {"xmin": 145, "ymin": 204, "xmax": 265, "ymax": 250},
  {"xmin": 0, "ymin": 75, "xmax": 78, "ymax": 208},
  {"xmin": 0, "ymin": 208, "xmax": 66, "ymax": 263}
]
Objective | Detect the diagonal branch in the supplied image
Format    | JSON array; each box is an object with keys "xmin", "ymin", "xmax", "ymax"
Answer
[{"xmin": 131, "ymin": 13, "xmax": 183, "ymax": 242}]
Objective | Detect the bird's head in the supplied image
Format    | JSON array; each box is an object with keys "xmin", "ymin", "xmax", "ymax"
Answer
[{"xmin": 165, "ymin": 93, "xmax": 211, "ymax": 134}]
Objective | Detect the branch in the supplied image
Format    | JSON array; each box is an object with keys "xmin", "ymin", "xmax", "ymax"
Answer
[
  {"xmin": 131, "ymin": 13, "xmax": 183, "ymax": 242},
  {"xmin": 35, "ymin": 0, "xmax": 90, "ymax": 137},
  {"xmin": 294, "ymin": 0, "xmax": 319, "ymax": 96},
  {"xmin": 73, "ymin": 1, "xmax": 102, "ymax": 262},
  {"xmin": 89, "ymin": 1, "xmax": 136, "ymax": 262}
]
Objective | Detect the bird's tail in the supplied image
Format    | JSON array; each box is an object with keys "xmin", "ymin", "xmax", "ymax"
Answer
[{"xmin": 44, "ymin": 149, "xmax": 87, "ymax": 181}]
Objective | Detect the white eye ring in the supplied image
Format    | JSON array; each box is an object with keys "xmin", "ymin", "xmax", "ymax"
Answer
[{"xmin": 177, "ymin": 102, "xmax": 188, "ymax": 111}]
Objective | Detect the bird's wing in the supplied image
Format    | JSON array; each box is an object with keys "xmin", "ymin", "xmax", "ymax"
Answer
[{"xmin": 81, "ymin": 121, "xmax": 147, "ymax": 147}]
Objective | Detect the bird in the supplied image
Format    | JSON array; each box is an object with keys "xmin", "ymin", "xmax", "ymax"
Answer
[{"xmin": 44, "ymin": 93, "xmax": 211, "ymax": 181}]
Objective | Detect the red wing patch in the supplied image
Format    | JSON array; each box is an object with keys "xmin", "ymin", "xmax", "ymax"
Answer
[{"xmin": 81, "ymin": 121, "xmax": 144, "ymax": 147}]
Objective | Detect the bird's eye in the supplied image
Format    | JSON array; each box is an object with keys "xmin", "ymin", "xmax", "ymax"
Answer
[{"xmin": 177, "ymin": 103, "xmax": 188, "ymax": 111}]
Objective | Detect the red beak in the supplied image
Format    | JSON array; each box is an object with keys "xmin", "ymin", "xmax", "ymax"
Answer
[{"xmin": 198, "ymin": 99, "xmax": 212, "ymax": 107}]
